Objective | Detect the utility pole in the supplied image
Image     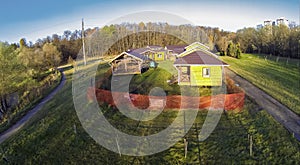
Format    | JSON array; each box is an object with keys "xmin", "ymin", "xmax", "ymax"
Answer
[{"xmin": 82, "ymin": 18, "xmax": 87, "ymax": 66}]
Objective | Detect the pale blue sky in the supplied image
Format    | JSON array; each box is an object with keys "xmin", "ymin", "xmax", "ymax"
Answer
[{"xmin": 1, "ymin": 0, "xmax": 299, "ymax": 43}]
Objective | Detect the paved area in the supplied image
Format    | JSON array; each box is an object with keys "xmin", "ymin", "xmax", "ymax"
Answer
[
  {"xmin": 225, "ymin": 67, "xmax": 300, "ymax": 141},
  {"xmin": 0, "ymin": 70, "xmax": 66, "ymax": 144}
]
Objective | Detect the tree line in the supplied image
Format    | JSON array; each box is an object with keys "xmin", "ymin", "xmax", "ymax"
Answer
[
  {"xmin": 0, "ymin": 40, "xmax": 62, "ymax": 120},
  {"xmin": 235, "ymin": 24, "xmax": 300, "ymax": 58}
]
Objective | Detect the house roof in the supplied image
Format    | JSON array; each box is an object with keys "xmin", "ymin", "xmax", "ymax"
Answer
[
  {"xmin": 130, "ymin": 48, "xmax": 148, "ymax": 54},
  {"xmin": 166, "ymin": 45, "xmax": 187, "ymax": 54},
  {"xmin": 111, "ymin": 51, "xmax": 150, "ymax": 63},
  {"xmin": 130, "ymin": 46, "xmax": 165, "ymax": 54},
  {"xmin": 184, "ymin": 42, "xmax": 209, "ymax": 50},
  {"xmin": 147, "ymin": 45, "xmax": 163, "ymax": 50},
  {"xmin": 127, "ymin": 51, "xmax": 150, "ymax": 61},
  {"xmin": 174, "ymin": 51, "xmax": 228, "ymax": 66}
]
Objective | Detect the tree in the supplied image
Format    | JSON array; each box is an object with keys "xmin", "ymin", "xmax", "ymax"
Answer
[
  {"xmin": 226, "ymin": 42, "xmax": 235, "ymax": 57},
  {"xmin": 0, "ymin": 42, "xmax": 28, "ymax": 117},
  {"xmin": 235, "ymin": 28, "xmax": 257, "ymax": 53},
  {"xmin": 42, "ymin": 43, "xmax": 62, "ymax": 71},
  {"xmin": 216, "ymin": 36, "xmax": 228, "ymax": 55},
  {"xmin": 19, "ymin": 38, "xmax": 27, "ymax": 48},
  {"xmin": 63, "ymin": 30, "xmax": 72, "ymax": 40},
  {"xmin": 236, "ymin": 43, "xmax": 242, "ymax": 59}
]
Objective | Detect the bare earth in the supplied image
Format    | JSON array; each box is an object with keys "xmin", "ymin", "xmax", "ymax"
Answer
[
  {"xmin": 225, "ymin": 67, "xmax": 300, "ymax": 141},
  {"xmin": 0, "ymin": 70, "xmax": 66, "ymax": 144}
]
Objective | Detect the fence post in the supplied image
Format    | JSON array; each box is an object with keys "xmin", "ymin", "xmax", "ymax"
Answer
[
  {"xmin": 195, "ymin": 123, "xmax": 201, "ymax": 163},
  {"xmin": 249, "ymin": 134, "xmax": 253, "ymax": 157},
  {"xmin": 73, "ymin": 124, "xmax": 77, "ymax": 134},
  {"xmin": 184, "ymin": 138, "xmax": 188, "ymax": 159}
]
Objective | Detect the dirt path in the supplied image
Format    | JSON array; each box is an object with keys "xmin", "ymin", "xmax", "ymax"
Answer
[
  {"xmin": 0, "ymin": 70, "xmax": 66, "ymax": 144},
  {"xmin": 225, "ymin": 67, "xmax": 300, "ymax": 141}
]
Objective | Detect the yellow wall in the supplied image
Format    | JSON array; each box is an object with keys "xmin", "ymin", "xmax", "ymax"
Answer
[
  {"xmin": 154, "ymin": 51, "xmax": 165, "ymax": 61},
  {"xmin": 178, "ymin": 66, "xmax": 223, "ymax": 86}
]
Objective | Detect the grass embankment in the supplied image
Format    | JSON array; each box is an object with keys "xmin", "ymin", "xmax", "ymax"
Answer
[
  {"xmin": 221, "ymin": 54, "xmax": 300, "ymax": 115},
  {"xmin": 0, "ymin": 62, "xmax": 299, "ymax": 164},
  {"xmin": 0, "ymin": 71, "xmax": 62, "ymax": 133}
]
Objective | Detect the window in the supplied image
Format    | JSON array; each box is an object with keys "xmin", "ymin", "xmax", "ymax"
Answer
[
  {"xmin": 203, "ymin": 68, "xmax": 210, "ymax": 77},
  {"xmin": 157, "ymin": 54, "xmax": 162, "ymax": 58}
]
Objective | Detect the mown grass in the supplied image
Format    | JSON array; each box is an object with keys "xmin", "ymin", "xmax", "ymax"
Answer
[
  {"xmin": 220, "ymin": 54, "xmax": 300, "ymax": 115},
  {"xmin": 157, "ymin": 60, "xmax": 178, "ymax": 76},
  {"xmin": 0, "ymin": 62, "xmax": 299, "ymax": 164}
]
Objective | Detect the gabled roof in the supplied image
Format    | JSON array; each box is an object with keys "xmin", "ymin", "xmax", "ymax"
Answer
[
  {"xmin": 184, "ymin": 42, "xmax": 210, "ymax": 50},
  {"xmin": 166, "ymin": 45, "xmax": 187, "ymax": 54},
  {"xmin": 147, "ymin": 45, "xmax": 163, "ymax": 50},
  {"xmin": 174, "ymin": 51, "xmax": 228, "ymax": 66},
  {"xmin": 110, "ymin": 51, "xmax": 150, "ymax": 63},
  {"xmin": 130, "ymin": 45, "xmax": 165, "ymax": 54},
  {"xmin": 130, "ymin": 48, "xmax": 148, "ymax": 54},
  {"xmin": 127, "ymin": 51, "xmax": 150, "ymax": 61}
]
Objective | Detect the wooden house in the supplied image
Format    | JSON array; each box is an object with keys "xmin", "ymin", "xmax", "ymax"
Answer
[
  {"xmin": 110, "ymin": 51, "xmax": 151, "ymax": 75},
  {"xmin": 174, "ymin": 48, "xmax": 228, "ymax": 86}
]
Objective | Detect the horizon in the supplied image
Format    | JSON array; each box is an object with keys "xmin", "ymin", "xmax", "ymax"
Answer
[{"xmin": 1, "ymin": 0, "xmax": 299, "ymax": 44}]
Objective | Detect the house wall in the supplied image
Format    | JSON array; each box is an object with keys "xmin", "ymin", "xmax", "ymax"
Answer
[
  {"xmin": 154, "ymin": 51, "xmax": 166, "ymax": 61},
  {"xmin": 178, "ymin": 66, "xmax": 223, "ymax": 86}
]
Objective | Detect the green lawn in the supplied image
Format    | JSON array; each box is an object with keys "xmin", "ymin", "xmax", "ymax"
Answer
[
  {"xmin": 220, "ymin": 54, "xmax": 300, "ymax": 115},
  {"xmin": 0, "ymin": 62, "xmax": 299, "ymax": 164},
  {"xmin": 157, "ymin": 60, "xmax": 178, "ymax": 76}
]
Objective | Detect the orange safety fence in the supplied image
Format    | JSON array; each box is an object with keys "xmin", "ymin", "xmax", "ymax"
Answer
[{"xmin": 87, "ymin": 88, "xmax": 245, "ymax": 111}]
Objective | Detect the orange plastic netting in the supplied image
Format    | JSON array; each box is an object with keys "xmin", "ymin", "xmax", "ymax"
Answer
[{"xmin": 87, "ymin": 88, "xmax": 245, "ymax": 111}]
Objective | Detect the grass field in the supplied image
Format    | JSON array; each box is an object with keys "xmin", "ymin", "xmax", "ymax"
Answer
[
  {"xmin": 220, "ymin": 54, "xmax": 300, "ymax": 115},
  {"xmin": 0, "ymin": 62, "xmax": 299, "ymax": 164}
]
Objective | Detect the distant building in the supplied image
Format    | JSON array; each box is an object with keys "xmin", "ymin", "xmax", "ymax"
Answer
[
  {"xmin": 289, "ymin": 21, "xmax": 297, "ymax": 29},
  {"xmin": 258, "ymin": 17, "xmax": 295, "ymax": 29},
  {"xmin": 264, "ymin": 20, "xmax": 272, "ymax": 26},
  {"xmin": 276, "ymin": 17, "xmax": 289, "ymax": 26},
  {"xmin": 257, "ymin": 24, "xmax": 263, "ymax": 29}
]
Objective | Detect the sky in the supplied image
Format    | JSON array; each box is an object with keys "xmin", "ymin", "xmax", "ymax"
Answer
[{"xmin": 1, "ymin": 0, "xmax": 299, "ymax": 43}]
